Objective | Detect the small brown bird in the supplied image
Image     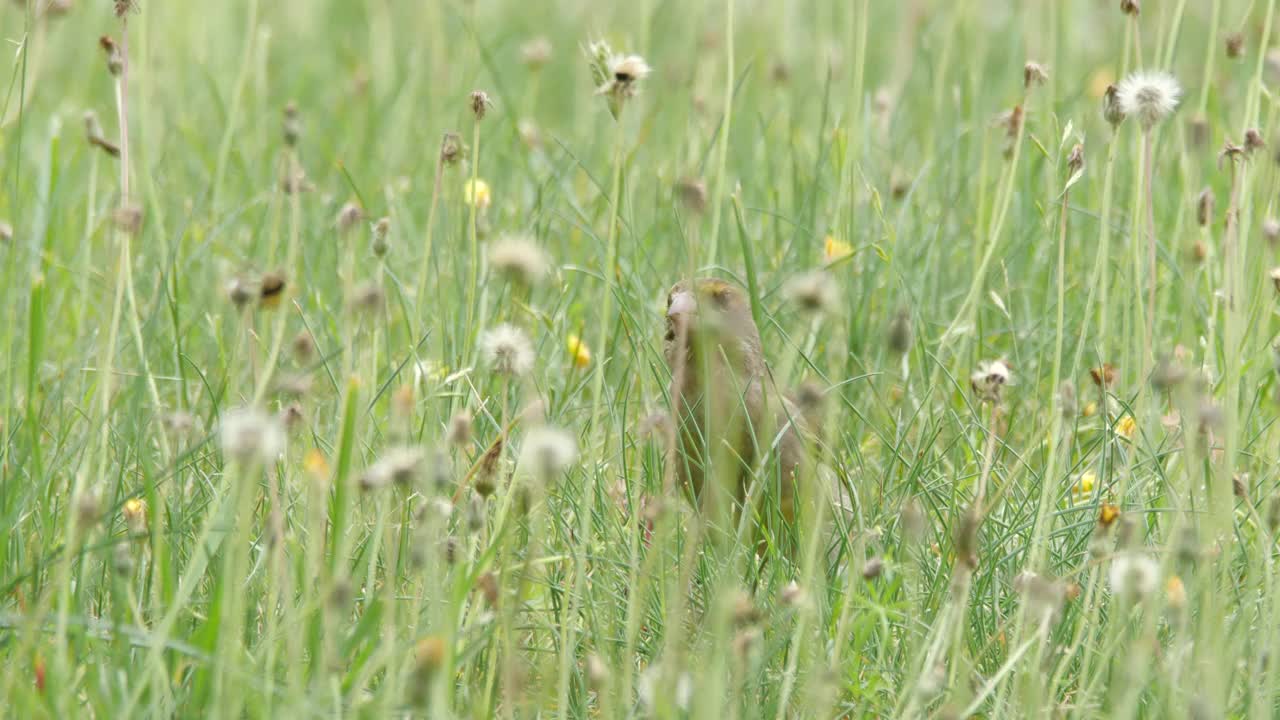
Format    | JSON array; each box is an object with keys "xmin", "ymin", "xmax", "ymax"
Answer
[{"xmin": 663, "ymin": 279, "xmax": 807, "ymax": 536}]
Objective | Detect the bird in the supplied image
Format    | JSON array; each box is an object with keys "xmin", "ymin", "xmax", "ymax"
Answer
[{"xmin": 662, "ymin": 278, "xmax": 809, "ymax": 542}]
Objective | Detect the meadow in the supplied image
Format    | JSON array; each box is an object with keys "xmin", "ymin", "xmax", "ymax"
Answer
[{"xmin": 2, "ymin": 0, "xmax": 1280, "ymax": 716}]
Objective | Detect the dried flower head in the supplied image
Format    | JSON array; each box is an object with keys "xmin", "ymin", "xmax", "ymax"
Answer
[
  {"xmin": 887, "ymin": 307, "xmax": 913, "ymax": 354},
  {"xmin": 259, "ymin": 271, "xmax": 286, "ymax": 308},
  {"xmin": 1058, "ymin": 381, "xmax": 1078, "ymax": 418},
  {"xmin": 488, "ymin": 234, "xmax": 550, "ymax": 286},
  {"xmin": 440, "ymin": 132, "xmax": 465, "ymax": 166},
  {"xmin": 1120, "ymin": 0, "xmax": 1140, "ymax": 16},
  {"xmin": 361, "ymin": 446, "xmax": 426, "ymax": 491},
  {"xmin": 282, "ymin": 102, "xmax": 301, "ymax": 147},
  {"xmin": 517, "ymin": 118, "xmax": 542, "ymax": 149},
  {"xmin": 1109, "ymin": 550, "xmax": 1159, "ymax": 600},
  {"xmin": 113, "ymin": 205, "xmax": 143, "ymax": 235},
  {"xmin": 1265, "ymin": 218, "xmax": 1280, "ymax": 244},
  {"xmin": 521, "ymin": 37, "xmax": 553, "ymax": 69},
  {"xmin": 586, "ymin": 40, "xmax": 651, "ymax": 119},
  {"xmin": 1115, "ymin": 71, "xmax": 1182, "ymax": 130},
  {"xmin": 1103, "ymin": 84, "xmax": 1125, "ymax": 129},
  {"xmin": 220, "ymin": 407, "xmax": 285, "ymax": 465},
  {"xmin": 780, "ymin": 580, "xmax": 807, "ymax": 607},
  {"xmin": 1226, "ymin": 32, "xmax": 1246, "ymax": 59},
  {"xmin": 99, "ymin": 35, "xmax": 123, "ymax": 76},
  {"xmin": 1089, "ymin": 363, "xmax": 1117, "ymax": 389},
  {"xmin": 970, "ymin": 359, "xmax": 1012, "ymax": 403},
  {"xmin": 336, "ymin": 202, "xmax": 364, "ymax": 233},
  {"xmin": 1245, "ymin": 128, "xmax": 1267, "ymax": 154},
  {"xmin": 84, "ymin": 111, "xmax": 120, "ymax": 157},
  {"xmin": 1188, "ymin": 115, "xmax": 1210, "ymax": 147},
  {"xmin": 520, "ymin": 426, "xmax": 578, "ymax": 479},
  {"xmin": 226, "ymin": 277, "xmax": 256, "ymax": 308},
  {"xmin": 1067, "ymin": 142, "xmax": 1085, "ymax": 177},
  {"xmin": 1015, "ymin": 570, "xmax": 1067, "ymax": 623},
  {"xmin": 1000, "ymin": 104, "xmax": 1024, "ymax": 140},
  {"xmin": 447, "ymin": 410, "xmax": 472, "ymax": 447},
  {"xmin": 784, "ymin": 270, "xmax": 839, "ymax": 314},
  {"xmin": 291, "ymin": 331, "xmax": 315, "ymax": 364},
  {"xmin": 371, "ymin": 217, "xmax": 391, "ymax": 257},
  {"xmin": 676, "ymin": 177, "xmax": 708, "ymax": 214},
  {"xmin": 74, "ymin": 485, "xmax": 103, "ymax": 529},
  {"xmin": 1023, "ymin": 62, "xmax": 1049, "ymax": 89},
  {"xmin": 469, "ymin": 90, "xmax": 492, "ymax": 121},
  {"xmin": 1151, "ymin": 355, "xmax": 1187, "ymax": 392},
  {"xmin": 1219, "ymin": 139, "xmax": 1247, "ymax": 167},
  {"xmin": 350, "ymin": 282, "xmax": 385, "ymax": 314},
  {"xmin": 480, "ymin": 324, "xmax": 535, "ymax": 377},
  {"xmin": 1197, "ymin": 187, "xmax": 1215, "ymax": 227}
]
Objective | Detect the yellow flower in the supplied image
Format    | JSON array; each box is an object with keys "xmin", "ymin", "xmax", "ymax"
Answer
[
  {"xmin": 566, "ymin": 334, "xmax": 592, "ymax": 368},
  {"xmin": 1082, "ymin": 401, "xmax": 1098, "ymax": 418},
  {"xmin": 1098, "ymin": 503, "xmax": 1121, "ymax": 528},
  {"xmin": 1116, "ymin": 415, "xmax": 1137, "ymax": 440},
  {"xmin": 1071, "ymin": 470, "xmax": 1097, "ymax": 503},
  {"xmin": 304, "ymin": 448, "xmax": 330, "ymax": 478},
  {"xmin": 122, "ymin": 497, "xmax": 148, "ymax": 535},
  {"xmin": 1166, "ymin": 575, "xmax": 1186, "ymax": 610},
  {"xmin": 464, "ymin": 178, "xmax": 491, "ymax": 210},
  {"xmin": 823, "ymin": 235, "xmax": 853, "ymax": 264}
]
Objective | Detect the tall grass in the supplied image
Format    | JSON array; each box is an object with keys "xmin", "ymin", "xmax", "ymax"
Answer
[{"xmin": 1, "ymin": 0, "xmax": 1279, "ymax": 716}]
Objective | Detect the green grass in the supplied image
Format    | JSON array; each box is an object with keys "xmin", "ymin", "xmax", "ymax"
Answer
[{"xmin": 2, "ymin": 0, "xmax": 1280, "ymax": 716}]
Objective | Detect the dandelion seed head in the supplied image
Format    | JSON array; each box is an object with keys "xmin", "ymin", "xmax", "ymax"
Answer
[
  {"xmin": 488, "ymin": 234, "xmax": 550, "ymax": 286},
  {"xmin": 521, "ymin": 37, "xmax": 553, "ymax": 69},
  {"xmin": 520, "ymin": 426, "xmax": 578, "ymax": 479},
  {"xmin": 586, "ymin": 41, "xmax": 651, "ymax": 118},
  {"xmin": 361, "ymin": 446, "xmax": 426, "ymax": 491},
  {"xmin": 1109, "ymin": 550, "xmax": 1160, "ymax": 599},
  {"xmin": 480, "ymin": 324, "xmax": 535, "ymax": 377},
  {"xmin": 220, "ymin": 407, "xmax": 285, "ymax": 465},
  {"xmin": 970, "ymin": 359, "xmax": 1012, "ymax": 403},
  {"xmin": 1115, "ymin": 71, "xmax": 1182, "ymax": 130},
  {"xmin": 784, "ymin": 270, "xmax": 839, "ymax": 314}
]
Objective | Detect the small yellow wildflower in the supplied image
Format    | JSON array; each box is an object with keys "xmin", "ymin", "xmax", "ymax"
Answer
[
  {"xmin": 1166, "ymin": 575, "xmax": 1187, "ymax": 610},
  {"xmin": 304, "ymin": 448, "xmax": 330, "ymax": 478},
  {"xmin": 1098, "ymin": 503, "xmax": 1121, "ymax": 528},
  {"xmin": 464, "ymin": 178, "xmax": 491, "ymax": 210},
  {"xmin": 823, "ymin": 235, "xmax": 853, "ymax": 264},
  {"xmin": 122, "ymin": 497, "xmax": 148, "ymax": 535},
  {"xmin": 1082, "ymin": 401, "xmax": 1098, "ymax": 417},
  {"xmin": 1071, "ymin": 470, "xmax": 1097, "ymax": 502},
  {"xmin": 566, "ymin": 334, "xmax": 592, "ymax": 368},
  {"xmin": 1116, "ymin": 414, "xmax": 1137, "ymax": 440}
]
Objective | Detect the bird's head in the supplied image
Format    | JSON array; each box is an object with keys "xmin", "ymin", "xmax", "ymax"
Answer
[{"xmin": 663, "ymin": 278, "xmax": 763, "ymax": 376}]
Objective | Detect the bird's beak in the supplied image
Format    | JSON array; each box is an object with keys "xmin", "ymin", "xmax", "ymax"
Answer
[{"xmin": 667, "ymin": 290, "xmax": 696, "ymax": 318}]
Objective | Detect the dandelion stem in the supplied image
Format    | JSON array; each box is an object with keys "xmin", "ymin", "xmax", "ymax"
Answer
[
  {"xmin": 704, "ymin": 0, "xmax": 735, "ymax": 266},
  {"xmin": 465, "ymin": 120, "xmax": 482, "ymax": 359}
]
